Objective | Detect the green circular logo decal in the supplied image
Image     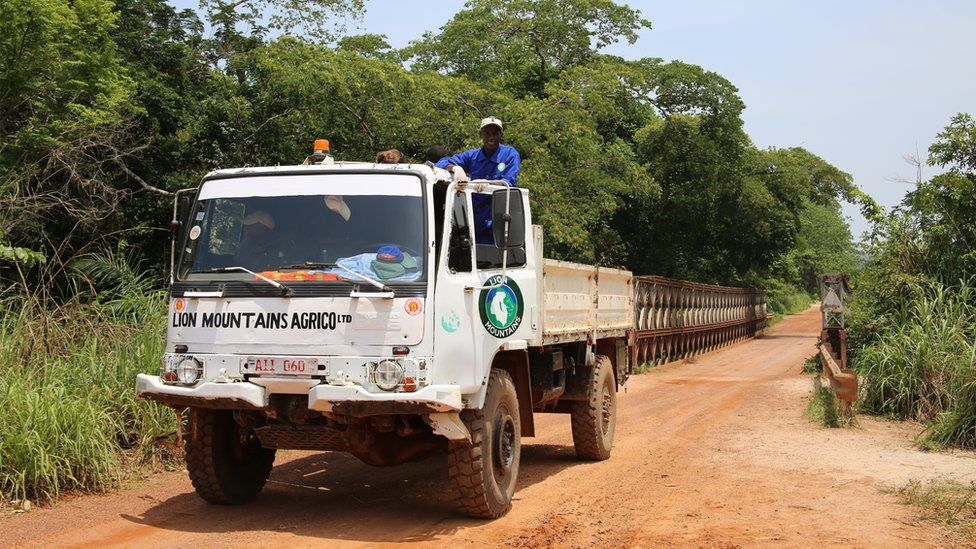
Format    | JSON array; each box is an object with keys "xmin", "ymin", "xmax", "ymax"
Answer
[{"xmin": 478, "ymin": 275, "xmax": 524, "ymax": 338}]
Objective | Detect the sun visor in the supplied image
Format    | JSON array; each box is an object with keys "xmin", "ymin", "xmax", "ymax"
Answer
[{"xmin": 199, "ymin": 174, "xmax": 423, "ymax": 200}]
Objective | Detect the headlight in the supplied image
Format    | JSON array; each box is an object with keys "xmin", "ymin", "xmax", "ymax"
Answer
[
  {"xmin": 176, "ymin": 357, "xmax": 203, "ymax": 385},
  {"xmin": 372, "ymin": 359, "xmax": 403, "ymax": 391}
]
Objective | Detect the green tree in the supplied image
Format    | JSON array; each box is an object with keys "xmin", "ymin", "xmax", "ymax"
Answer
[
  {"xmin": 1, "ymin": 0, "xmax": 137, "ymax": 280},
  {"xmin": 621, "ymin": 60, "xmax": 752, "ymax": 281},
  {"xmin": 928, "ymin": 113, "xmax": 976, "ymax": 172},
  {"xmin": 850, "ymin": 113, "xmax": 976, "ymax": 350},
  {"xmin": 407, "ymin": 0, "xmax": 650, "ymax": 97},
  {"xmin": 337, "ymin": 33, "xmax": 402, "ymax": 63}
]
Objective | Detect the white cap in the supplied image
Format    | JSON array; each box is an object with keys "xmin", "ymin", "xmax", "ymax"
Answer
[
  {"xmin": 480, "ymin": 116, "xmax": 503, "ymax": 131},
  {"xmin": 324, "ymin": 195, "xmax": 351, "ymax": 221}
]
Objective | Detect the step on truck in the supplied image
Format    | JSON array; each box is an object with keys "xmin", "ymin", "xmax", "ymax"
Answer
[{"xmin": 137, "ymin": 144, "xmax": 634, "ymax": 518}]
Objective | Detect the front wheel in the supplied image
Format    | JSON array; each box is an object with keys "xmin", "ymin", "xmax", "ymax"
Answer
[
  {"xmin": 448, "ymin": 369, "xmax": 521, "ymax": 518},
  {"xmin": 184, "ymin": 408, "xmax": 276, "ymax": 504},
  {"xmin": 571, "ymin": 355, "xmax": 617, "ymax": 460}
]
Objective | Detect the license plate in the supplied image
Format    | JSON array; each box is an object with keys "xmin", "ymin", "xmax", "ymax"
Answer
[{"xmin": 244, "ymin": 356, "xmax": 319, "ymax": 375}]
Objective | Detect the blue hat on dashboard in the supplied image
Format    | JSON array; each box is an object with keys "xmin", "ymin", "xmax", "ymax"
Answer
[
  {"xmin": 376, "ymin": 245, "xmax": 404, "ymax": 264},
  {"xmin": 372, "ymin": 245, "xmax": 418, "ymax": 279}
]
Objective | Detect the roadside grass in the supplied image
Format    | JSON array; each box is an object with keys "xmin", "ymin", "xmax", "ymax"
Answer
[
  {"xmin": 633, "ymin": 362, "xmax": 655, "ymax": 374},
  {"xmin": 0, "ymin": 292, "xmax": 176, "ymax": 504},
  {"xmin": 805, "ymin": 377, "xmax": 856, "ymax": 428},
  {"xmin": 767, "ymin": 287, "xmax": 815, "ymax": 317},
  {"xmin": 894, "ymin": 479, "xmax": 976, "ymax": 541},
  {"xmin": 806, "ymin": 378, "xmax": 839, "ymax": 428},
  {"xmin": 765, "ymin": 290, "xmax": 815, "ymax": 328},
  {"xmin": 802, "ymin": 355, "xmax": 822, "ymax": 374},
  {"xmin": 851, "ymin": 281, "xmax": 976, "ymax": 449},
  {"xmin": 803, "ymin": 354, "xmax": 856, "ymax": 429}
]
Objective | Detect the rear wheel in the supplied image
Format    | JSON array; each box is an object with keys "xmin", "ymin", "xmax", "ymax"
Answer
[
  {"xmin": 448, "ymin": 369, "xmax": 521, "ymax": 518},
  {"xmin": 184, "ymin": 408, "xmax": 276, "ymax": 504},
  {"xmin": 571, "ymin": 355, "xmax": 617, "ymax": 460}
]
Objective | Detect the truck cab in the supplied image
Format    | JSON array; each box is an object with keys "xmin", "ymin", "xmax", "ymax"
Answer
[{"xmin": 138, "ymin": 157, "xmax": 630, "ymax": 518}]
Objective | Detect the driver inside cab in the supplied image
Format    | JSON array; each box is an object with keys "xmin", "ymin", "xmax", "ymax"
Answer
[{"xmin": 235, "ymin": 210, "xmax": 292, "ymax": 269}]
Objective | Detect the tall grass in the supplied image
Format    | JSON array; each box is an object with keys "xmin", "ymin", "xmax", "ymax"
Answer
[
  {"xmin": 0, "ymin": 250, "xmax": 176, "ymax": 502},
  {"xmin": 806, "ymin": 378, "xmax": 841, "ymax": 428},
  {"xmin": 852, "ymin": 280, "xmax": 976, "ymax": 448}
]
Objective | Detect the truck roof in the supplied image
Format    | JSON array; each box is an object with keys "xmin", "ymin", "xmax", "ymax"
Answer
[{"xmin": 204, "ymin": 162, "xmax": 450, "ymax": 182}]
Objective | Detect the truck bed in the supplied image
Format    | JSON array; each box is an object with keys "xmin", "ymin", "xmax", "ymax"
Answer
[
  {"xmin": 538, "ymin": 259, "xmax": 633, "ymax": 345},
  {"xmin": 527, "ymin": 226, "xmax": 633, "ymax": 346}
]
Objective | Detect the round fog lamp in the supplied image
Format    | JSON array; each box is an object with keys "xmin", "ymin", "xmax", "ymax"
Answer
[
  {"xmin": 373, "ymin": 359, "xmax": 403, "ymax": 391},
  {"xmin": 177, "ymin": 357, "xmax": 202, "ymax": 385}
]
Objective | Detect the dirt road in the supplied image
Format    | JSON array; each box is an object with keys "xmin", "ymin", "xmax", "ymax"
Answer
[{"xmin": 3, "ymin": 306, "xmax": 975, "ymax": 547}]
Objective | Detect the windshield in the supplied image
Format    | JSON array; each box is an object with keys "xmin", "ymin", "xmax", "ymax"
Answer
[{"xmin": 177, "ymin": 173, "xmax": 426, "ymax": 283}]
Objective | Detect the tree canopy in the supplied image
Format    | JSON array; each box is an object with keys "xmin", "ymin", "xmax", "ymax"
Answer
[
  {"xmin": 0, "ymin": 0, "xmax": 868, "ymax": 307},
  {"xmin": 407, "ymin": 0, "xmax": 650, "ymax": 97}
]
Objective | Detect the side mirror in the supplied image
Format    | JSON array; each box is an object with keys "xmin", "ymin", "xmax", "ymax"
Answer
[
  {"xmin": 173, "ymin": 193, "xmax": 194, "ymax": 233},
  {"xmin": 169, "ymin": 187, "xmax": 198, "ymax": 284},
  {"xmin": 491, "ymin": 188, "xmax": 525, "ymax": 249}
]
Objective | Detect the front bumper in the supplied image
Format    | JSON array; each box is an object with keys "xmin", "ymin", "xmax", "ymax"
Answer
[
  {"xmin": 307, "ymin": 383, "xmax": 462, "ymax": 416},
  {"xmin": 136, "ymin": 374, "xmax": 265, "ymax": 409},
  {"xmin": 135, "ymin": 374, "xmax": 462, "ymax": 417}
]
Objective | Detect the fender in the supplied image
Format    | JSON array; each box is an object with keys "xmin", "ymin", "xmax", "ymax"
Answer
[{"xmin": 490, "ymin": 349, "xmax": 535, "ymax": 437}]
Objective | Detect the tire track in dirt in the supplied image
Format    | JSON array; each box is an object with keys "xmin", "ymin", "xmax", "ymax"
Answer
[{"xmin": 489, "ymin": 319, "xmax": 819, "ymax": 548}]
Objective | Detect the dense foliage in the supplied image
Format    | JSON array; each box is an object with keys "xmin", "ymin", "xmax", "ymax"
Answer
[
  {"xmin": 849, "ymin": 113, "xmax": 976, "ymax": 448},
  {"xmin": 0, "ymin": 0, "xmax": 864, "ymax": 300}
]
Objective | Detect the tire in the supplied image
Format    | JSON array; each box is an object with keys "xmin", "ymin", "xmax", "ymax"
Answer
[
  {"xmin": 184, "ymin": 408, "xmax": 276, "ymax": 505},
  {"xmin": 448, "ymin": 369, "xmax": 521, "ymax": 518},
  {"xmin": 571, "ymin": 355, "xmax": 617, "ymax": 460}
]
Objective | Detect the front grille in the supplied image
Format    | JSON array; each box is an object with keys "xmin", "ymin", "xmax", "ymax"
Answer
[{"xmin": 254, "ymin": 424, "xmax": 348, "ymax": 451}]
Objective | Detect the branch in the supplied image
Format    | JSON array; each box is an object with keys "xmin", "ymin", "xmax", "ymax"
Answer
[
  {"xmin": 337, "ymin": 100, "xmax": 376, "ymax": 148},
  {"xmin": 111, "ymin": 156, "xmax": 173, "ymax": 196},
  {"xmin": 246, "ymin": 108, "xmax": 295, "ymax": 142}
]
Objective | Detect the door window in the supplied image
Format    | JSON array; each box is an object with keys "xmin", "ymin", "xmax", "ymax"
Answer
[{"xmin": 447, "ymin": 192, "xmax": 472, "ymax": 273}]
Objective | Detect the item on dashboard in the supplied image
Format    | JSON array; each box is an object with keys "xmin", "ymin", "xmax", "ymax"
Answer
[
  {"xmin": 256, "ymin": 270, "xmax": 339, "ymax": 282},
  {"xmin": 371, "ymin": 245, "xmax": 419, "ymax": 280}
]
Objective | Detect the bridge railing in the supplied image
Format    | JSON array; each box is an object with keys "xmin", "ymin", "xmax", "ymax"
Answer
[{"xmin": 632, "ymin": 275, "xmax": 768, "ymax": 366}]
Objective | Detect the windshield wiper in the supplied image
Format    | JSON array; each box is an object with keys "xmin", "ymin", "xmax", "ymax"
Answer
[
  {"xmin": 276, "ymin": 262, "xmax": 336, "ymax": 270},
  {"xmin": 208, "ymin": 266, "xmax": 292, "ymax": 296},
  {"xmin": 335, "ymin": 263, "xmax": 393, "ymax": 294}
]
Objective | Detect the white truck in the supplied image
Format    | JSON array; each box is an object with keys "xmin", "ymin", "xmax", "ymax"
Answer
[{"xmin": 137, "ymin": 148, "xmax": 633, "ymax": 518}]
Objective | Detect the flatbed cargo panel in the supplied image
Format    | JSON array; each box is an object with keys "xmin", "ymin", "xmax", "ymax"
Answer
[{"xmin": 540, "ymin": 258, "xmax": 633, "ymax": 344}]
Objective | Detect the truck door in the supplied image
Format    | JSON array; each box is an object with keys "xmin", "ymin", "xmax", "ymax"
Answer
[
  {"xmin": 433, "ymin": 189, "xmax": 484, "ymax": 396},
  {"xmin": 471, "ymin": 188, "xmax": 537, "ymax": 349}
]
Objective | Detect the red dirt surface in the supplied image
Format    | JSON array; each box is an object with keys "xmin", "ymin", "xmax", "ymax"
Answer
[{"xmin": 3, "ymin": 306, "xmax": 975, "ymax": 547}]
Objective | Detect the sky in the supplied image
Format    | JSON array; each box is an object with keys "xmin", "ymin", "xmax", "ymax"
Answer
[{"xmin": 168, "ymin": 0, "xmax": 976, "ymax": 238}]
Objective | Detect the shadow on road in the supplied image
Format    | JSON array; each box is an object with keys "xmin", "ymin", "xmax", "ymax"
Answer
[
  {"xmin": 759, "ymin": 333, "xmax": 813, "ymax": 340},
  {"xmin": 120, "ymin": 440, "xmax": 584, "ymax": 543}
]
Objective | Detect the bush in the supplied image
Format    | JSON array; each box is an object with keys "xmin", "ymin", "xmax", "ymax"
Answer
[
  {"xmin": 802, "ymin": 355, "xmax": 821, "ymax": 374},
  {"xmin": 763, "ymin": 278, "xmax": 815, "ymax": 316},
  {"xmin": 0, "ymin": 292, "xmax": 176, "ymax": 502},
  {"xmin": 851, "ymin": 280, "xmax": 976, "ymax": 448}
]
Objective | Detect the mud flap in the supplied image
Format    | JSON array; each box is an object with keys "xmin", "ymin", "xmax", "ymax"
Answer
[{"xmin": 424, "ymin": 412, "xmax": 472, "ymax": 444}]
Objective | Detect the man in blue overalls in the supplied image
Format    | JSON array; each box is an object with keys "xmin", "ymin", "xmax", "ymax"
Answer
[{"xmin": 436, "ymin": 117, "xmax": 521, "ymax": 244}]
